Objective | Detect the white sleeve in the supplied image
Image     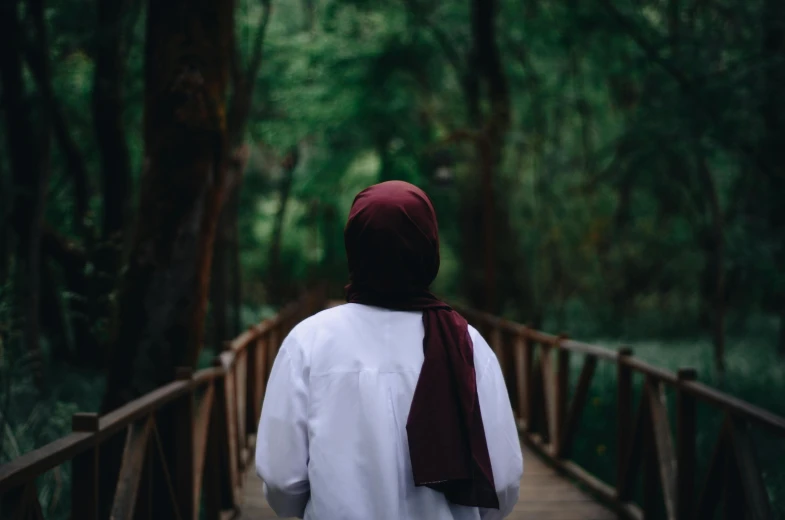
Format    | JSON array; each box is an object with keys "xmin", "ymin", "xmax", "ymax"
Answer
[
  {"xmin": 255, "ymin": 337, "xmax": 310, "ymax": 518},
  {"xmin": 474, "ymin": 336, "xmax": 524, "ymax": 520}
]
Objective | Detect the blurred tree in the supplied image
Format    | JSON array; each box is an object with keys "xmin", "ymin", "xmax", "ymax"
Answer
[
  {"xmin": 102, "ymin": 0, "xmax": 234, "ymax": 411},
  {"xmin": 211, "ymin": 0, "xmax": 272, "ymax": 349},
  {"xmin": 0, "ymin": 0, "xmax": 52, "ymax": 388}
]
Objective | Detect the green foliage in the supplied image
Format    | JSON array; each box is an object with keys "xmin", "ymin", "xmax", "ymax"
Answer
[{"xmin": 2, "ymin": 0, "xmax": 785, "ymax": 514}]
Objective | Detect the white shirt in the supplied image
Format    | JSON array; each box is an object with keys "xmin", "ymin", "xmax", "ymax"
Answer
[{"xmin": 255, "ymin": 303, "xmax": 523, "ymax": 520}]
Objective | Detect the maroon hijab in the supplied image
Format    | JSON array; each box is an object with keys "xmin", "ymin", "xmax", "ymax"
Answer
[{"xmin": 344, "ymin": 181, "xmax": 499, "ymax": 509}]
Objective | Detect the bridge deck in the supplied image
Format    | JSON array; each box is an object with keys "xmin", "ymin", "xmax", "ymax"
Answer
[{"xmin": 239, "ymin": 442, "xmax": 615, "ymax": 520}]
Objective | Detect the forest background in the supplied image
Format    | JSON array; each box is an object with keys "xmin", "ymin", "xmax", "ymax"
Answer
[{"xmin": 1, "ymin": 0, "xmax": 784, "ymax": 516}]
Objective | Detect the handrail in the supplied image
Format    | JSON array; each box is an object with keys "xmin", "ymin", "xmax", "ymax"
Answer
[
  {"xmin": 452, "ymin": 302, "xmax": 785, "ymax": 520},
  {"xmin": 1, "ymin": 289, "xmax": 781, "ymax": 520},
  {"xmin": 0, "ymin": 285, "xmax": 327, "ymax": 519},
  {"xmin": 453, "ymin": 303, "xmax": 785, "ymax": 435}
]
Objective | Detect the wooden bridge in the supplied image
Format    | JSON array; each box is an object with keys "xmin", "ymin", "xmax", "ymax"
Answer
[{"xmin": 1, "ymin": 289, "xmax": 784, "ymax": 519}]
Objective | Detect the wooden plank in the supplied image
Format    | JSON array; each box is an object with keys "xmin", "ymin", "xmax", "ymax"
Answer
[
  {"xmin": 617, "ymin": 347, "xmax": 633, "ymax": 496},
  {"xmin": 622, "ymin": 356, "xmax": 679, "ymax": 384},
  {"xmin": 245, "ymin": 338, "xmax": 260, "ymax": 437},
  {"xmin": 70, "ymin": 413, "xmax": 99, "ymax": 520},
  {"xmin": 502, "ymin": 330, "xmax": 518, "ymax": 414},
  {"xmin": 529, "ymin": 351, "xmax": 546, "ymax": 439},
  {"xmin": 676, "ymin": 368, "xmax": 697, "ymax": 520},
  {"xmin": 490, "ymin": 326, "xmax": 503, "ymax": 367},
  {"xmin": 540, "ymin": 347, "xmax": 555, "ymax": 448},
  {"xmin": 174, "ymin": 368, "xmax": 195, "ymax": 520},
  {"xmin": 642, "ymin": 382, "xmax": 658, "ymax": 520},
  {"xmin": 203, "ymin": 392, "xmax": 223, "ymax": 520},
  {"xmin": 212, "ymin": 369, "xmax": 240, "ymax": 510},
  {"xmin": 194, "ymin": 383, "xmax": 215, "ymax": 506},
  {"xmin": 0, "ymin": 432, "xmax": 94, "ymax": 494},
  {"xmin": 238, "ymin": 442, "xmax": 622, "ymax": 520},
  {"xmin": 99, "ymin": 380, "xmax": 192, "ymax": 437},
  {"xmin": 647, "ymin": 379, "xmax": 676, "ymax": 520},
  {"xmin": 560, "ymin": 355, "xmax": 597, "ymax": 459},
  {"xmin": 111, "ymin": 417, "xmax": 154, "ymax": 520},
  {"xmin": 554, "ymin": 339, "xmax": 569, "ymax": 458},
  {"xmin": 522, "ymin": 333, "xmax": 534, "ymax": 430},
  {"xmin": 728, "ymin": 418, "xmax": 773, "ymax": 520},
  {"xmin": 513, "ymin": 335, "xmax": 526, "ymax": 424},
  {"xmin": 682, "ymin": 380, "xmax": 785, "ymax": 436},
  {"xmin": 560, "ymin": 338, "xmax": 620, "ymax": 361},
  {"xmin": 267, "ymin": 327, "xmax": 278, "ymax": 381},
  {"xmin": 235, "ymin": 350, "xmax": 248, "ymax": 471}
]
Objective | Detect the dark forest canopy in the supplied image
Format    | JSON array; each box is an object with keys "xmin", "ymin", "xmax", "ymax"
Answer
[{"xmin": 1, "ymin": 0, "xmax": 785, "ymax": 485}]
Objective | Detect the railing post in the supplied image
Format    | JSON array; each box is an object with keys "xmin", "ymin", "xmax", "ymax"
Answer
[
  {"xmin": 71, "ymin": 413, "xmax": 100, "ymax": 520},
  {"xmin": 554, "ymin": 334, "xmax": 569, "ymax": 458},
  {"xmin": 212, "ymin": 355, "xmax": 240, "ymax": 511},
  {"xmin": 490, "ymin": 325, "xmax": 504, "ymax": 380},
  {"xmin": 642, "ymin": 377, "xmax": 658, "ymax": 519},
  {"xmin": 246, "ymin": 334, "xmax": 261, "ymax": 439},
  {"xmin": 616, "ymin": 347, "xmax": 633, "ymax": 499},
  {"xmin": 522, "ymin": 326, "xmax": 534, "ymax": 433},
  {"xmin": 267, "ymin": 323, "xmax": 279, "ymax": 379},
  {"xmin": 174, "ymin": 367, "xmax": 195, "ymax": 520},
  {"xmin": 676, "ymin": 368, "xmax": 697, "ymax": 520},
  {"xmin": 513, "ymin": 331, "xmax": 526, "ymax": 429}
]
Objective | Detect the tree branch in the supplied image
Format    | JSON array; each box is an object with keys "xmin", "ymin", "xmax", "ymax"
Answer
[
  {"xmin": 228, "ymin": 0, "xmax": 274, "ymax": 146},
  {"xmin": 247, "ymin": 0, "xmax": 273, "ymax": 82}
]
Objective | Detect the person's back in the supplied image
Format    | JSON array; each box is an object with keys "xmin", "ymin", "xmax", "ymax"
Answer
[
  {"xmin": 255, "ymin": 303, "xmax": 522, "ymax": 519},
  {"xmin": 255, "ymin": 181, "xmax": 523, "ymax": 519}
]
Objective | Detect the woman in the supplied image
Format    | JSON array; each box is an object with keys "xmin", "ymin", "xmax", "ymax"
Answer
[{"xmin": 255, "ymin": 181, "xmax": 523, "ymax": 519}]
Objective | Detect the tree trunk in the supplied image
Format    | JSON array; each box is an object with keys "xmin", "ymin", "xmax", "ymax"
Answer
[
  {"xmin": 0, "ymin": 0, "xmax": 50, "ymax": 388},
  {"xmin": 696, "ymin": 156, "xmax": 726, "ymax": 374},
  {"xmin": 230, "ymin": 199, "xmax": 242, "ymax": 334},
  {"xmin": 209, "ymin": 0, "xmax": 270, "ymax": 343},
  {"xmin": 303, "ymin": 0, "xmax": 316, "ymax": 32},
  {"xmin": 761, "ymin": 0, "xmax": 785, "ymax": 357},
  {"xmin": 778, "ymin": 309, "xmax": 785, "ymax": 357},
  {"xmin": 93, "ymin": 0, "xmax": 133, "ymax": 270},
  {"xmin": 0, "ymin": 164, "xmax": 9, "ymax": 287},
  {"xmin": 23, "ymin": 0, "xmax": 91, "ymax": 243},
  {"xmin": 102, "ymin": 0, "xmax": 233, "ymax": 409},
  {"xmin": 211, "ymin": 214, "xmax": 229, "ymax": 351},
  {"xmin": 99, "ymin": 0, "xmax": 233, "ymax": 515},
  {"xmin": 268, "ymin": 147, "xmax": 299, "ymax": 305},
  {"xmin": 470, "ymin": 0, "xmax": 510, "ymax": 313}
]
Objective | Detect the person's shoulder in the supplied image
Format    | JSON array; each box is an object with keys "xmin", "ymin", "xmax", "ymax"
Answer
[{"xmin": 285, "ymin": 303, "xmax": 350, "ymax": 348}]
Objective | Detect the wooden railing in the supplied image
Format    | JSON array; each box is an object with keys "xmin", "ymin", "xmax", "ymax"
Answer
[
  {"xmin": 2, "ymin": 292, "xmax": 783, "ymax": 519},
  {"xmin": 0, "ymin": 288, "xmax": 326, "ymax": 520},
  {"xmin": 457, "ymin": 305, "xmax": 785, "ymax": 520}
]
